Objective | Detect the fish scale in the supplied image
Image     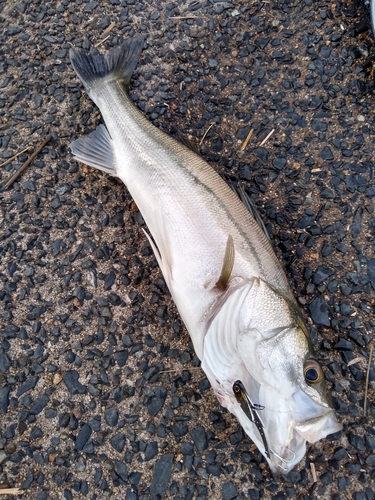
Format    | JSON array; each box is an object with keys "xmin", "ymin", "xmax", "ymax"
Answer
[{"xmin": 69, "ymin": 36, "xmax": 341, "ymax": 474}]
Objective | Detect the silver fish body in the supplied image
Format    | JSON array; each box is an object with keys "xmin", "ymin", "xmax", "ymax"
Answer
[{"xmin": 69, "ymin": 37, "xmax": 342, "ymax": 473}]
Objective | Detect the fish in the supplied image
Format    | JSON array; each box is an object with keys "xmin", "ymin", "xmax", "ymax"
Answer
[{"xmin": 69, "ymin": 36, "xmax": 342, "ymax": 474}]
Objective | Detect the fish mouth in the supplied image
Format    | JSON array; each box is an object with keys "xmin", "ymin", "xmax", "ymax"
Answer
[{"xmin": 234, "ymin": 381, "xmax": 342, "ymax": 474}]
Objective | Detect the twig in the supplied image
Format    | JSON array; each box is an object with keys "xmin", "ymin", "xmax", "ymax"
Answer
[
  {"xmin": 364, "ymin": 344, "xmax": 373, "ymax": 415},
  {"xmin": 310, "ymin": 462, "xmax": 317, "ymax": 483},
  {"xmin": 240, "ymin": 128, "xmax": 254, "ymax": 151},
  {"xmin": 101, "ymin": 21, "xmax": 116, "ymax": 38},
  {"xmin": 168, "ymin": 15, "xmax": 202, "ymax": 19},
  {"xmin": 0, "ymin": 489, "xmax": 22, "ymax": 495},
  {"xmin": 199, "ymin": 123, "xmax": 214, "ymax": 146},
  {"xmin": 3, "ymin": 135, "xmax": 52, "ymax": 189},
  {"xmin": 0, "ymin": 146, "xmax": 32, "ymax": 168},
  {"xmin": 259, "ymin": 128, "xmax": 275, "ymax": 146},
  {"xmin": 159, "ymin": 367, "xmax": 201, "ymax": 373},
  {"xmin": 95, "ymin": 35, "xmax": 110, "ymax": 48}
]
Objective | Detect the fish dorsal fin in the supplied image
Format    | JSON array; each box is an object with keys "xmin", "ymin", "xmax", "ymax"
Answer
[
  {"xmin": 70, "ymin": 124, "xmax": 117, "ymax": 175},
  {"xmin": 233, "ymin": 184, "xmax": 271, "ymax": 242},
  {"xmin": 215, "ymin": 235, "xmax": 235, "ymax": 290},
  {"xmin": 177, "ymin": 134, "xmax": 201, "ymax": 156}
]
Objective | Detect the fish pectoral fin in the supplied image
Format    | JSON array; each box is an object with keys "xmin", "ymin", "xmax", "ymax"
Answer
[
  {"xmin": 70, "ymin": 124, "xmax": 117, "ymax": 175},
  {"xmin": 215, "ymin": 235, "xmax": 235, "ymax": 290}
]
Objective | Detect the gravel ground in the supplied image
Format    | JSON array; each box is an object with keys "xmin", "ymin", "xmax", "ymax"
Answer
[{"xmin": 1, "ymin": 0, "xmax": 375, "ymax": 499}]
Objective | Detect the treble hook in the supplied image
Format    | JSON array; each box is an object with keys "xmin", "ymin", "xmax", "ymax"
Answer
[{"xmin": 270, "ymin": 449, "xmax": 296, "ymax": 472}]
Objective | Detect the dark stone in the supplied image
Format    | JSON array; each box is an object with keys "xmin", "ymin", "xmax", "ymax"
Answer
[
  {"xmin": 367, "ymin": 259, "xmax": 375, "ymax": 289},
  {"xmin": 104, "ymin": 271, "xmax": 116, "ymax": 290},
  {"xmin": 105, "ymin": 407, "xmax": 119, "ymax": 427},
  {"xmin": 110, "ymin": 433, "xmax": 126, "ymax": 453},
  {"xmin": 365, "ymin": 434, "xmax": 375, "ymax": 451},
  {"xmin": 320, "ymin": 146, "xmax": 334, "ymax": 160},
  {"xmin": 171, "ymin": 423, "xmax": 188, "ymax": 437},
  {"xmin": 309, "ymin": 295, "xmax": 330, "ymax": 326},
  {"xmin": 30, "ymin": 394, "xmax": 49, "ymax": 415},
  {"xmin": 16, "ymin": 377, "xmax": 39, "ymax": 397},
  {"xmin": 115, "ymin": 460, "xmax": 128, "ymax": 482},
  {"xmin": 273, "ymin": 156, "xmax": 287, "ymax": 171},
  {"xmin": 30, "ymin": 427, "xmax": 44, "ymax": 440},
  {"xmin": 0, "ymin": 352, "xmax": 10, "ymax": 373},
  {"xmin": 313, "ymin": 266, "xmax": 334, "ymax": 285},
  {"xmin": 334, "ymin": 338, "xmax": 354, "ymax": 351},
  {"xmin": 222, "ymin": 482, "xmax": 238, "ymax": 500},
  {"xmin": 150, "ymin": 454, "xmax": 173, "ymax": 500},
  {"xmin": 144, "ymin": 441, "xmax": 158, "ymax": 461},
  {"xmin": 75, "ymin": 424, "xmax": 92, "ymax": 450},
  {"xmin": 21, "ymin": 468, "xmax": 34, "ymax": 489},
  {"xmin": 236, "ymin": 126, "xmax": 251, "ymax": 140},
  {"xmin": 63, "ymin": 370, "xmax": 87, "ymax": 394},
  {"xmin": 147, "ymin": 394, "xmax": 166, "ymax": 416},
  {"xmin": 334, "ymin": 447, "xmax": 347, "ymax": 461},
  {"xmin": 348, "ymin": 433, "xmax": 366, "ymax": 451},
  {"xmin": 191, "ymin": 426, "xmax": 208, "ymax": 452},
  {"xmin": 320, "ymin": 471, "xmax": 333, "ymax": 485},
  {"xmin": 115, "ymin": 350, "xmax": 128, "ymax": 367}
]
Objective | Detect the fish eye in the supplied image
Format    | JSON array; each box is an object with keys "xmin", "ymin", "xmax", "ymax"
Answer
[{"xmin": 303, "ymin": 360, "xmax": 324, "ymax": 384}]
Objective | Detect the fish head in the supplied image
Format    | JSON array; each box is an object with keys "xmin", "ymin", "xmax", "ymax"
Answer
[
  {"xmin": 236, "ymin": 321, "xmax": 342, "ymax": 474},
  {"xmin": 202, "ymin": 278, "xmax": 341, "ymax": 474}
]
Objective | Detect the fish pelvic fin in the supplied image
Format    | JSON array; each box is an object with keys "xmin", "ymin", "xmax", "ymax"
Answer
[
  {"xmin": 70, "ymin": 124, "xmax": 116, "ymax": 175},
  {"xmin": 69, "ymin": 36, "xmax": 145, "ymax": 98},
  {"xmin": 141, "ymin": 211, "xmax": 173, "ymax": 286},
  {"xmin": 215, "ymin": 235, "xmax": 235, "ymax": 290}
]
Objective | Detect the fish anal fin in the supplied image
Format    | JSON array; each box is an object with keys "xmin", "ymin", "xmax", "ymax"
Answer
[
  {"xmin": 215, "ymin": 235, "xmax": 235, "ymax": 291},
  {"xmin": 70, "ymin": 124, "xmax": 117, "ymax": 176}
]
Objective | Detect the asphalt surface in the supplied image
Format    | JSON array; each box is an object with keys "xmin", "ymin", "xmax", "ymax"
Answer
[{"xmin": 1, "ymin": 0, "xmax": 375, "ymax": 499}]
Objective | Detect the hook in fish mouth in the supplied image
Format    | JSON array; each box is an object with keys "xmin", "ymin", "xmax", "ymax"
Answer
[
  {"xmin": 233, "ymin": 380, "xmax": 270, "ymax": 458},
  {"xmin": 232, "ymin": 380, "xmax": 297, "ymax": 472}
]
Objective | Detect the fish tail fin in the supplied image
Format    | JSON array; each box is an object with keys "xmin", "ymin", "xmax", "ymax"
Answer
[
  {"xmin": 69, "ymin": 37, "xmax": 144, "ymax": 176},
  {"xmin": 69, "ymin": 36, "xmax": 145, "ymax": 98}
]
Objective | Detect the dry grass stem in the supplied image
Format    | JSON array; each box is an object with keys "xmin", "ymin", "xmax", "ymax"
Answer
[
  {"xmin": 159, "ymin": 367, "xmax": 201, "ymax": 373},
  {"xmin": 310, "ymin": 462, "xmax": 317, "ymax": 483},
  {"xmin": 199, "ymin": 123, "xmax": 214, "ymax": 146},
  {"xmin": 240, "ymin": 128, "xmax": 254, "ymax": 151},
  {"xmin": 0, "ymin": 146, "xmax": 32, "ymax": 168},
  {"xmin": 0, "ymin": 489, "xmax": 22, "ymax": 495},
  {"xmin": 101, "ymin": 21, "xmax": 116, "ymax": 38},
  {"xmin": 259, "ymin": 128, "xmax": 275, "ymax": 146},
  {"xmin": 95, "ymin": 35, "xmax": 110, "ymax": 47},
  {"xmin": 364, "ymin": 344, "xmax": 373, "ymax": 415},
  {"xmin": 168, "ymin": 15, "xmax": 203, "ymax": 19},
  {"xmin": 4, "ymin": 136, "xmax": 52, "ymax": 189},
  {"xmin": 347, "ymin": 357, "xmax": 363, "ymax": 366}
]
